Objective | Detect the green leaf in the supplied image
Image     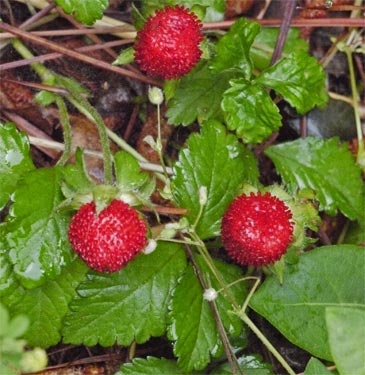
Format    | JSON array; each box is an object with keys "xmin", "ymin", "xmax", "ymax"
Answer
[
  {"xmin": 54, "ymin": 0, "xmax": 108, "ymax": 25},
  {"xmin": 166, "ymin": 62, "xmax": 239, "ymax": 125},
  {"xmin": 5, "ymin": 315, "xmax": 29, "ymax": 339},
  {"xmin": 222, "ymin": 79, "xmax": 282, "ymax": 144},
  {"xmin": 114, "ymin": 151, "xmax": 149, "ymax": 192},
  {"xmin": 210, "ymin": 18, "xmax": 261, "ymax": 79},
  {"xmin": 304, "ymin": 358, "xmax": 332, "ymax": 375},
  {"xmin": 0, "ymin": 303, "xmax": 10, "ymax": 336},
  {"xmin": 211, "ymin": 354, "xmax": 273, "ymax": 375},
  {"xmin": 265, "ymin": 137, "xmax": 365, "ymax": 220},
  {"xmin": 113, "ymin": 47, "xmax": 135, "ymax": 65},
  {"xmin": 62, "ymin": 242, "xmax": 186, "ymax": 347},
  {"xmin": 139, "ymin": 0, "xmax": 225, "ymax": 22},
  {"xmin": 0, "ymin": 231, "xmax": 17, "ymax": 297},
  {"xmin": 117, "ymin": 357, "xmax": 188, "ymax": 375},
  {"xmin": 172, "ymin": 120, "xmax": 258, "ymax": 239},
  {"xmin": 186, "ymin": 0, "xmax": 225, "ymax": 22},
  {"xmin": 2, "ymin": 259, "xmax": 87, "ymax": 348},
  {"xmin": 255, "ymin": 51, "xmax": 328, "ymax": 114},
  {"xmin": 168, "ymin": 255, "xmax": 246, "ymax": 372},
  {"xmin": 326, "ymin": 307, "xmax": 365, "ymax": 375},
  {"xmin": 0, "ymin": 123, "xmax": 34, "ymax": 210},
  {"xmin": 62, "ymin": 149, "xmax": 94, "ymax": 192},
  {"xmin": 4, "ymin": 167, "xmax": 74, "ymax": 288},
  {"xmin": 250, "ymin": 28, "xmax": 308, "ymax": 71},
  {"xmin": 249, "ymin": 245, "xmax": 365, "ymax": 360}
]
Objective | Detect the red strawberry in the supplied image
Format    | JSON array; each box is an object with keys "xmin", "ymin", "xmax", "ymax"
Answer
[
  {"xmin": 221, "ymin": 192, "xmax": 294, "ymax": 266},
  {"xmin": 134, "ymin": 5, "xmax": 203, "ymax": 79},
  {"xmin": 68, "ymin": 199, "xmax": 147, "ymax": 272}
]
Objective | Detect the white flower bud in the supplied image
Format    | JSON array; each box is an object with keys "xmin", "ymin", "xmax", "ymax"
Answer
[
  {"xmin": 199, "ymin": 186, "xmax": 208, "ymax": 205},
  {"xmin": 143, "ymin": 239, "xmax": 157, "ymax": 254},
  {"xmin": 148, "ymin": 86, "xmax": 164, "ymax": 105},
  {"xmin": 203, "ymin": 288, "xmax": 218, "ymax": 301}
]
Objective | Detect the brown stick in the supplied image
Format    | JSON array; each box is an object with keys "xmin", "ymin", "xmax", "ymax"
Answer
[
  {"xmin": 270, "ymin": 0, "xmax": 297, "ymax": 65},
  {"xmin": 203, "ymin": 17, "xmax": 365, "ymax": 29},
  {"xmin": 0, "ymin": 21, "xmax": 161, "ymax": 86}
]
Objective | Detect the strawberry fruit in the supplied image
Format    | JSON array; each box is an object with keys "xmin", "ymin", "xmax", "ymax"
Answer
[
  {"xmin": 134, "ymin": 5, "xmax": 203, "ymax": 79},
  {"xmin": 68, "ymin": 199, "xmax": 148, "ymax": 272},
  {"xmin": 221, "ymin": 192, "xmax": 294, "ymax": 266}
]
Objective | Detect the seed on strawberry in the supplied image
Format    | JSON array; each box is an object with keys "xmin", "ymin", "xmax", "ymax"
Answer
[
  {"xmin": 134, "ymin": 5, "xmax": 203, "ymax": 79},
  {"xmin": 221, "ymin": 192, "xmax": 294, "ymax": 266},
  {"xmin": 68, "ymin": 199, "xmax": 148, "ymax": 272}
]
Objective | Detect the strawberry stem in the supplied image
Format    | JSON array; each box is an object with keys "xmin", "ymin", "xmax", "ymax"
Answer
[
  {"xmin": 54, "ymin": 96, "xmax": 72, "ymax": 166},
  {"xmin": 239, "ymin": 313, "xmax": 297, "ymax": 375},
  {"xmin": 10, "ymin": 38, "xmax": 113, "ymax": 184},
  {"xmin": 65, "ymin": 92, "xmax": 113, "ymax": 184}
]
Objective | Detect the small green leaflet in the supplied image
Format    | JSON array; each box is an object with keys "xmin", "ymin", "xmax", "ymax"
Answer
[
  {"xmin": 54, "ymin": 0, "xmax": 108, "ymax": 25},
  {"xmin": 172, "ymin": 120, "xmax": 258, "ymax": 239},
  {"xmin": 222, "ymin": 79, "xmax": 282, "ymax": 144},
  {"xmin": 211, "ymin": 354, "xmax": 273, "ymax": 375},
  {"xmin": 1, "ymin": 259, "xmax": 87, "ymax": 348},
  {"xmin": 62, "ymin": 242, "xmax": 186, "ymax": 347},
  {"xmin": 166, "ymin": 62, "xmax": 240, "ymax": 125},
  {"xmin": 139, "ymin": 0, "xmax": 225, "ymax": 22},
  {"xmin": 0, "ymin": 236, "xmax": 16, "ymax": 297},
  {"xmin": 265, "ymin": 137, "xmax": 365, "ymax": 220},
  {"xmin": 255, "ymin": 51, "xmax": 328, "ymax": 114},
  {"xmin": 0, "ymin": 303, "xmax": 29, "ymax": 339},
  {"xmin": 210, "ymin": 18, "xmax": 261, "ymax": 79},
  {"xmin": 168, "ymin": 254, "xmax": 247, "ymax": 372},
  {"xmin": 114, "ymin": 150, "xmax": 151, "ymax": 194},
  {"xmin": 116, "ymin": 357, "xmax": 187, "ymax": 375},
  {"xmin": 0, "ymin": 123, "xmax": 34, "ymax": 210},
  {"xmin": 113, "ymin": 47, "xmax": 135, "ymax": 66},
  {"xmin": 326, "ymin": 307, "xmax": 365, "ymax": 375},
  {"xmin": 304, "ymin": 358, "xmax": 332, "ymax": 375},
  {"xmin": 5, "ymin": 167, "xmax": 74, "ymax": 289},
  {"xmin": 249, "ymin": 245, "xmax": 365, "ymax": 360}
]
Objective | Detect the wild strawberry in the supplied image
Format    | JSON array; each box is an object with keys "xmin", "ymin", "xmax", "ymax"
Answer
[
  {"xmin": 68, "ymin": 199, "xmax": 147, "ymax": 272},
  {"xmin": 134, "ymin": 5, "xmax": 203, "ymax": 79},
  {"xmin": 221, "ymin": 192, "xmax": 294, "ymax": 266}
]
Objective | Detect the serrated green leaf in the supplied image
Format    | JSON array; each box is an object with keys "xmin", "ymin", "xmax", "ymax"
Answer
[
  {"xmin": 2, "ymin": 259, "xmax": 87, "ymax": 348},
  {"xmin": 222, "ymin": 79, "xmax": 282, "ymax": 144},
  {"xmin": 0, "ymin": 123, "xmax": 34, "ymax": 210},
  {"xmin": 211, "ymin": 354, "xmax": 273, "ymax": 375},
  {"xmin": 168, "ymin": 255, "xmax": 246, "ymax": 372},
  {"xmin": 117, "ymin": 356, "xmax": 187, "ymax": 375},
  {"xmin": 304, "ymin": 358, "xmax": 332, "ymax": 375},
  {"xmin": 326, "ymin": 307, "xmax": 365, "ymax": 375},
  {"xmin": 114, "ymin": 151, "xmax": 149, "ymax": 192},
  {"xmin": 255, "ymin": 51, "xmax": 328, "ymax": 114},
  {"xmin": 54, "ymin": 0, "xmax": 108, "ymax": 25},
  {"xmin": 172, "ymin": 120, "xmax": 258, "ymax": 239},
  {"xmin": 265, "ymin": 137, "xmax": 365, "ymax": 220},
  {"xmin": 249, "ymin": 245, "xmax": 365, "ymax": 360},
  {"xmin": 251, "ymin": 28, "xmax": 308, "ymax": 71},
  {"xmin": 5, "ymin": 167, "xmax": 74, "ymax": 288},
  {"xmin": 62, "ymin": 242, "xmax": 186, "ymax": 347},
  {"xmin": 210, "ymin": 18, "xmax": 261, "ymax": 79},
  {"xmin": 166, "ymin": 62, "xmax": 239, "ymax": 125}
]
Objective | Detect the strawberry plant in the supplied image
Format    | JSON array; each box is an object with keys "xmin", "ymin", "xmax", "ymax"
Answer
[{"xmin": 0, "ymin": 1, "xmax": 364, "ymax": 375}]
